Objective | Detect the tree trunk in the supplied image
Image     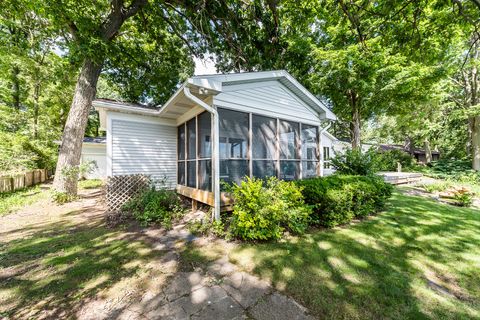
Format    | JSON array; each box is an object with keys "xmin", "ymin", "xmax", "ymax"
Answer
[
  {"xmin": 472, "ymin": 116, "xmax": 480, "ymax": 170},
  {"xmin": 33, "ymin": 82, "xmax": 40, "ymax": 139},
  {"xmin": 11, "ymin": 64, "xmax": 20, "ymax": 110},
  {"xmin": 424, "ymin": 139, "xmax": 432, "ymax": 164},
  {"xmin": 351, "ymin": 104, "xmax": 361, "ymax": 149},
  {"xmin": 53, "ymin": 59, "xmax": 102, "ymax": 194}
]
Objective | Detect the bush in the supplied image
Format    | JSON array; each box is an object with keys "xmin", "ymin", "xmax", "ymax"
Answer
[
  {"xmin": 121, "ymin": 188, "xmax": 185, "ymax": 228},
  {"xmin": 227, "ymin": 177, "xmax": 311, "ymax": 241},
  {"xmin": 420, "ymin": 181, "xmax": 451, "ymax": 193},
  {"xmin": 452, "ymin": 189, "xmax": 474, "ymax": 207},
  {"xmin": 377, "ymin": 149, "xmax": 415, "ymax": 171},
  {"xmin": 295, "ymin": 175, "xmax": 393, "ymax": 228},
  {"xmin": 331, "ymin": 148, "xmax": 380, "ymax": 176},
  {"xmin": 52, "ymin": 191, "xmax": 78, "ymax": 204}
]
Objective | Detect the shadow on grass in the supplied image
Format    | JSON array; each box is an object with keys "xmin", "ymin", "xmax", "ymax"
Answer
[
  {"xmin": 0, "ymin": 204, "xmax": 174, "ymax": 319},
  {"xmin": 224, "ymin": 192, "xmax": 480, "ymax": 320}
]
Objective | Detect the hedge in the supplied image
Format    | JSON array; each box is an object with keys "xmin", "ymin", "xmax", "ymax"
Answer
[{"xmin": 295, "ymin": 175, "xmax": 393, "ymax": 228}]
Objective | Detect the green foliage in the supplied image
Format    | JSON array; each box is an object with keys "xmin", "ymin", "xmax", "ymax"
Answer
[
  {"xmin": 452, "ymin": 190, "xmax": 474, "ymax": 207},
  {"xmin": 377, "ymin": 149, "xmax": 415, "ymax": 171},
  {"xmin": 78, "ymin": 179, "xmax": 103, "ymax": 190},
  {"xmin": 227, "ymin": 177, "xmax": 311, "ymax": 241},
  {"xmin": 295, "ymin": 175, "xmax": 393, "ymax": 228},
  {"xmin": 188, "ymin": 219, "xmax": 226, "ymax": 238},
  {"xmin": 52, "ymin": 191, "xmax": 78, "ymax": 204},
  {"xmin": 0, "ymin": 185, "xmax": 48, "ymax": 216},
  {"xmin": 420, "ymin": 181, "xmax": 452, "ymax": 193},
  {"xmin": 420, "ymin": 159, "xmax": 480, "ymax": 183},
  {"xmin": 331, "ymin": 149, "xmax": 380, "ymax": 176},
  {"xmin": 121, "ymin": 188, "xmax": 185, "ymax": 228}
]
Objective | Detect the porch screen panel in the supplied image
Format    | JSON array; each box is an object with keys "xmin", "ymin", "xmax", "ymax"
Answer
[
  {"xmin": 279, "ymin": 120, "xmax": 299, "ymax": 180},
  {"xmin": 301, "ymin": 125, "xmax": 318, "ymax": 178},
  {"xmin": 187, "ymin": 118, "xmax": 196, "ymax": 160},
  {"xmin": 177, "ymin": 161, "xmax": 185, "ymax": 185},
  {"xmin": 253, "ymin": 160, "xmax": 276, "ymax": 179},
  {"xmin": 252, "ymin": 114, "xmax": 277, "ymax": 179},
  {"xmin": 198, "ymin": 160, "xmax": 211, "ymax": 191},
  {"xmin": 178, "ymin": 125, "xmax": 185, "ymax": 160},
  {"xmin": 219, "ymin": 108, "xmax": 249, "ymax": 185},
  {"xmin": 187, "ymin": 161, "xmax": 196, "ymax": 188},
  {"xmin": 198, "ymin": 112, "xmax": 211, "ymax": 158}
]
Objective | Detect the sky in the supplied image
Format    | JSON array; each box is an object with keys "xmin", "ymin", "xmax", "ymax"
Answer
[{"xmin": 193, "ymin": 56, "xmax": 218, "ymax": 75}]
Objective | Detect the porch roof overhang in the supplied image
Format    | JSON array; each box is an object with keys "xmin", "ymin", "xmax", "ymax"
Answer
[{"xmin": 92, "ymin": 70, "xmax": 336, "ymax": 126}]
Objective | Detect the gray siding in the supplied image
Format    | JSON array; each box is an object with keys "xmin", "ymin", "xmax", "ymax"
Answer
[
  {"xmin": 111, "ymin": 119, "xmax": 176, "ymax": 188},
  {"xmin": 214, "ymin": 80, "xmax": 319, "ymax": 124}
]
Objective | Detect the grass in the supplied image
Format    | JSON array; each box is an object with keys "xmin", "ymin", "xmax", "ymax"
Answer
[
  {"xmin": 0, "ymin": 185, "xmax": 49, "ymax": 216},
  {"xmin": 182, "ymin": 191, "xmax": 480, "ymax": 319},
  {"xmin": 0, "ymin": 217, "xmax": 158, "ymax": 319},
  {"xmin": 78, "ymin": 179, "xmax": 103, "ymax": 190}
]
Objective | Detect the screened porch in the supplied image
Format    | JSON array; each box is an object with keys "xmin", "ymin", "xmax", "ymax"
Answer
[{"xmin": 176, "ymin": 107, "xmax": 322, "ymax": 208}]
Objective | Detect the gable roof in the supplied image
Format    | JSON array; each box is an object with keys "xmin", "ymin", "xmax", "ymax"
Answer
[
  {"xmin": 186, "ymin": 70, "xmax": 336, "ymax": 120},
  {"xmin": 93, "ymin": 70, "xmax": 337, "ymax": 122}
]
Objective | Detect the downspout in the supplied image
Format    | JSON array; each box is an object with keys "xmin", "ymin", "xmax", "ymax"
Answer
[
  {"xmin": 183, "ymin": 87, "xmax": 221, "ymax": 221},
  {"xmin": 319, "ymin": 122, "xmax": 332, "ymax": 177}
]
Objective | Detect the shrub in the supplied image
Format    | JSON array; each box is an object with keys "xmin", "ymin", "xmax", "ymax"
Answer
[
  {"xmin": 452, "ymin": 189, "xmax": 474, "ymax": 207},
  {"xmin": 188, "ymin": 219, "xmax": 226, "ymax": 238},
  {"xmin": 377, "ymin": 149, "xmax": 415, "ymax": 171},
  {"xmin": 52, "ymin": 191, "xmax": 78, "ymax": 204},
  {"xmin": 227, "ymin": 177, "xmax": 311, "ymax": 241},
  {"xmin": 331, "ymin": 148, "xmax": 380, "ymax": 176},
  {"xmin": 121, "ymin": 188, "xmax": 185, "ymax": 228},
  {"xmin": 420, "ymin": 181, "xmax": 451, "ymax": 193},
  {"xmin": 295, "ymin": 175, "xmax": 393, "ymax": 228}
]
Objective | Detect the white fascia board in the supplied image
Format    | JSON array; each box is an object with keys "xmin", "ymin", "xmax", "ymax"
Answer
[{"xmin": 93, "ymin": 100, "xmax": 161, "ymax": 116}]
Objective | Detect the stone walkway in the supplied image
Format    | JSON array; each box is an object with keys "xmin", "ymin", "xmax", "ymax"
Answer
[{"xmin": 130, "ymin": 221, "xmax": 316, "ymax": 320}]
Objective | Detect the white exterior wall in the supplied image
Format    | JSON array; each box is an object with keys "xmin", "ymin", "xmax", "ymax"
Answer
[
  {"xmin": 81, "ymin": 144, "xmax": 107, "ymax": 179},
  {"xmin": 107, "ymin": 111, "xmax": 177, "ymax": 188},
  {"xmin": 213, "ymin": 80, "xmax": 322, "ymax": 126}
]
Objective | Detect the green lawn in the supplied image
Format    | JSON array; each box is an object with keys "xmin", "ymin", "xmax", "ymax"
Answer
[
  {"xmin": 185, "ymin": 191, "xmax": 480, "ymax": 319},
  {"xmin": 0, "ymin": 185, "xmax": 49, "ymax": 216},
  {"xmin": 0, "ymin": 217, "xmax": 157, "ymax": 318}
]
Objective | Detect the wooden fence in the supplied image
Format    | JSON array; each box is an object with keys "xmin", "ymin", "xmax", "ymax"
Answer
[{"xmin": 0, "ymin": 169, "xmax": 49, "ymax": 193}]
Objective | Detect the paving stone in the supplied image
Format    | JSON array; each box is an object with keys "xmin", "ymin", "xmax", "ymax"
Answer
[
  {"xmin": 207, "ymin": 257, "xmax": 237, "ymax": 276},
  {"xmin": 249, "ymin": 292, "xmax": 316, "ymax": 320},
  {"xmin": 164, "ymin": 272, "xmax": 205, "ymax": 301},
  {"xmin": 191, "ymin": 296, "xmax": 245, "ymax": 320},
  {"xmin": 222, "ymin": 272, "xmax": 270, "ymax": 309},
  {"xmin": 143, "ymin": 300, "xmax": 188, "ymax": 320}
]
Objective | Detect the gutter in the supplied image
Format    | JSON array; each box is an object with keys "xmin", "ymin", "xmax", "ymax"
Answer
[{"xmin": 183, "ymin": 86, "xmax": 221, "ymax": 221}]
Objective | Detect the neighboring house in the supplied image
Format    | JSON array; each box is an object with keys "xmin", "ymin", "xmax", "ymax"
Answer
[
  {"xmin": 87, "ymin": 70, "xmax": 337, "ymax": 218},
  {"xmin": 80, "ymin": 137, "xmax": 107, "ymax": 179}
]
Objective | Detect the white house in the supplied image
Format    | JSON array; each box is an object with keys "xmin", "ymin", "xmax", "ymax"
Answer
[
  {"xmin": 80, "ymin": 137, "xmax": 107, "ymax": 179},
  {"xmin": 85, "ymin": 70, "xmax": 338, "ymax": 218}
]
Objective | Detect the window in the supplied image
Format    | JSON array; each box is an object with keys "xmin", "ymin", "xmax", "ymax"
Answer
[
  {"xmin": 323, "ymin": 146, "xmax": 331, "ymax": 169},
  {"xmin": 302, "ymin": 125, "xmax": 318, "ymax": 178},
  {"xmin": 198, "ymin": 112, "xmax": 211, "ymax": 158}
]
